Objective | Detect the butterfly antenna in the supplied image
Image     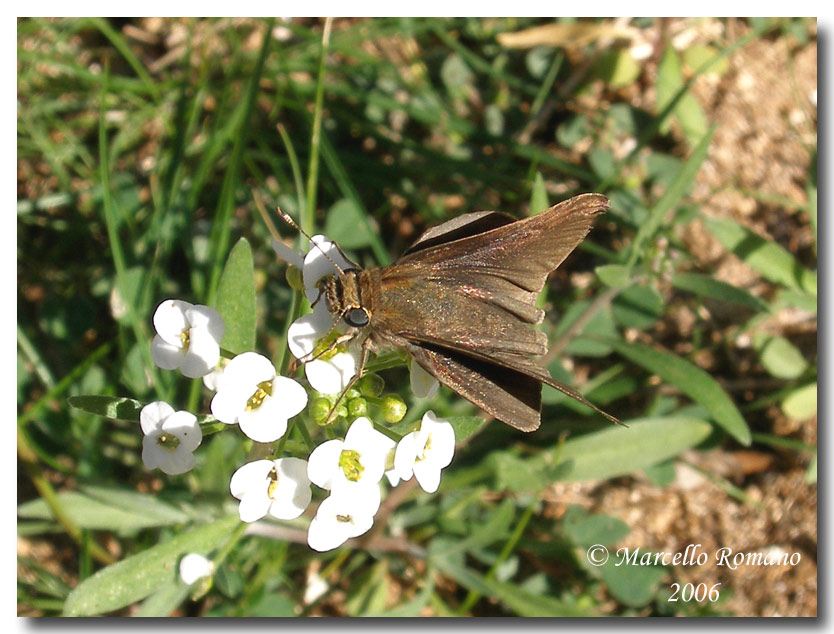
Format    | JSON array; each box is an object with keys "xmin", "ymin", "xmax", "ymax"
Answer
[{"xmin": 273, "ymin": 207, "xmax": 346, "ymax": 275}]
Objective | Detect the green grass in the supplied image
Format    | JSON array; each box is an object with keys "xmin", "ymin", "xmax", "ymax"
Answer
[{"xmin": 17, "ymin": 17, "xmax": 817, "ymax": 617}]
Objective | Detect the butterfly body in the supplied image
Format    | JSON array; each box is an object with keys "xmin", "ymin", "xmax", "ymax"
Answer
[{"xmin": 318, "ymin": 193, "xmax": 618, "ymax": 431}]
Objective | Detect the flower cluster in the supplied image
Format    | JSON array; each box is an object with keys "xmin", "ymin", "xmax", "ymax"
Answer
[{"xmin": 139, "ymin": 232, "xmax": 456, "ymax": 556}]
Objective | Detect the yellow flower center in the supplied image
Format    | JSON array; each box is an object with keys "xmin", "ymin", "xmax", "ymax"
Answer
[
  {"xmin": 156, "ymin": 433, "xmax": 180, "ymax": 452},
  {"xmin": 335, "ymin": 514, "xmax": 354, "ymax": 524},
  {"xmin": 267, "ymin": 466, "xmax": 279, "ymax": 500},
  {"xmin": 179, "ymin": 328, "xmax": 191, "ymax": 348},
  {"xmin": 246, "ymin": 380, "xmax": 274, "ymax": 410},
  {"xmin": 313, "ymin": 330, "xmax": 346, "ymax": 362},
  {"xmin": 338, "ymin": 449, "xmax": 364, "ymax": 482}
]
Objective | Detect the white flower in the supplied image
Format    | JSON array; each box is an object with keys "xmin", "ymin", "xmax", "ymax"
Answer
[
  {"xmin": 151, "ymin": 299, "xmax": 225, "ymax": 378},
  {"xmin": 301, "ymin": 235, "xmax": 355, "ymax": 302},
  {"xmin": 271, "ymin": 239, "xmax": 304, "ymax": 269},
  {"xmin": 409, "ymin": 359, "xmax": 439, "ymax": 399},
  {"xmin": 210, "ymin": 352, "xmax": 307, "ymax": 443},
  {"xmin": 287, "ymin": 303, "xmax": 360, "ymax": 394},
  {"xmin": 285, "ymin": 235, "xmax": 362, "ymax": 394},
  {"xmin": 307, "ymin": 490, "xmax": 380, "ymax": 552},
  {"xmin": 202, "ymin": 357, "xmax": 229, "ymax": 392},
  {"xmin": 140, "ymin": 401, "xmax": 202, "ymax": 475},
  {"xmin": 229, "ymin": 458, "xmax": 312, "ymax": 523},
  {"xmin": 307, "ymin": 417, "xmax": 395, "ymax": 505},
  {"xmin": 303, "ymin": 570, "xmax": 329, "ymax": 605},
  {"xmin": 179, "ymin": 553, "xmax": 214, "ymax": 585},
  {"xmin": 392, "ymin": 411, "xmax": 455, "ymax": 493}
]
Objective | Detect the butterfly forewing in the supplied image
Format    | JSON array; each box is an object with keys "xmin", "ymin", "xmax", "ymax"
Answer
[{"xmin": 361, "ymin": 193, "xmax": 614, "ymax": 430}]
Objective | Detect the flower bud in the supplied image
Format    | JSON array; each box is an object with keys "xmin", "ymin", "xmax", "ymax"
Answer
[
  {"xmin": 310, "ymin": 397, "xmax": 333, "ymax": 425},
  {"xmin": 357, "ymin": 373, "xmax": 385, "ymax": 398},
  {"xmin": 285, "ymin": 264, "xmax": 304, "ymax": 292},
  {"xmin": 380, "ymin": 394, "xmax": 407, "ymax": 423},
  {"xmin": 348, "ymin": 397, "xmax": 369, "ymax": 419}
]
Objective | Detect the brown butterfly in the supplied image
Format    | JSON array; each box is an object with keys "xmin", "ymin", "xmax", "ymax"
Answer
[{"xmin": 281, "ymin": 193, "xmax": 619, "ymax": 431}]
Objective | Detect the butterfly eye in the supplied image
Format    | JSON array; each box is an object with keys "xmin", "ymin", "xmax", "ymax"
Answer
[{"xmin": 345, "ymin": 307, "xmax": 369, "ymax": 328}]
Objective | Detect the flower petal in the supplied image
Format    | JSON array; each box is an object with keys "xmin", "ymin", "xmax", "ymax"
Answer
[
  {"xmin": 237, "ymin": 407, "xmax": 288, "ymax": 443},
  {"xmin": 422, "ymin": 411, "xmax": 456, "ymax": 469},
  {"xmin": 238, "ymin": 489, "xmax": 272, "ymax": 523},
  {"xmin": 410, "ymin": 360, "xmax": 440, "ymax": 399},
  {"xmin": 287, "ymin": 305, "xmax": 333, "ymax": 360},
  {"xmin": 393, "ymin": 432, "xmax": 419, "ymax": 482},
  {"xmin": 307, "ymin": 439, "xmax": 343, "ymax": 490},
  {"xmin": 272, "ymin": 240, "xmax": 304, "ymax": 269},
  {"xmin": 305, "ymin": 352, "xmax": 357, "ymax": 395},
  {"xmin": 271, "ymin": 376, "xmax": 309, "ymax": 419},
  {"xmin": 185, "ymin": 305, "xmax": 225, "ymax": 343},
  {"xmin": 413, "ymin": 460, "xmax": 442, "ymax": 493},
  {"xmin": 220, "ymin": 352, "xmax": 276, "ymax": 389},
  {"xmin": 302, "ymin": 235, "xmax": 355, "ymax": 303},
  {"xmin": 153, "ymin": 299, "xmax": 192, "ymax": 346},
  {"xmin": 157, "ymin": 446, "xmax": 196, "ymax": 475},
  {"xmin": 140, "ymin": 401, "xmax": 175, "ymax": 435},
  {"xmin": 230, "ymin": 460, "xmax": 274, "ymax": 499},
  {"xmin": 209, "ymin": 383, "xmax": 250, "ymax": 425},
  {"xmin": 151, "ymin": 335, "xmax": 186, "ymax": 371},
  {"xmin": 180, "ymin": 328, "xmax": 221, "ymax": 378},
  {"xmin": 268, "ymin": 457, "xmax": 312, "ymax": 520},
  {"xmin": 179, "ymin": 553, "xmax": 213, "ymax": 585},
  {"xmin": 161, "ymin": 410, "xmax": 202, "ymax": 452}
]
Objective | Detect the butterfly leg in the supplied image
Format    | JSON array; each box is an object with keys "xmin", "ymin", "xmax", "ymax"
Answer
[{"xmin": 321, "ymin": 337, "xmax": 373, "ymax": 425}]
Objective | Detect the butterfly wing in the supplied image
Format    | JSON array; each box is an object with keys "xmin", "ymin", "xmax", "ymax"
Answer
[{"xmin": 370, "ymin": 194, "xmax": 615, "ymax": 430}]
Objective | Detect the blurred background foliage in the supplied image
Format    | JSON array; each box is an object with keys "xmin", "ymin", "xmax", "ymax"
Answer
[{"xmin": 18, "ymin": 17, "xmax": 817, "ymax": 616}]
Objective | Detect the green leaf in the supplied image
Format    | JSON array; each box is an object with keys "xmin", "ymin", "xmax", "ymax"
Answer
[
  {"xmin": 595, "ymin": 264, "xmax": 631, "ymax": 288},
  {"xmin": 562, "ymin": 508, "xmax": 630, "ymax": 547},
  {"xmin": 754, "ymin": 334, "xmax": 810, "ymax": 380},
  {"xmin": 529, "ymin": 172, "xmax": 549, "ymax": 215},
  {"xmin": 430, "ymin": 499, "xmax": 515, "ymax": 557},
  {"xmin": 781, "ymin": 382, "xmax": 817, "ymax": 420},
  {"xmin": 554, "ymin": 301, "xmax": 618, "ymax": 358},
  {"xmin": 112, "ymin": 267, "xmax": 145, "ymax": 324},
  {"xmin": 611, "ymin": 285, "xmax": 664, "ymax": 331},
  {"xmin": 67, "ymin": 395, "xmax": 142, "ymax": 421},
  {"xmin": 447, "ymin": 415, "xmax": 487, "ymax": 443},
  {"xmin": 18, "ymin": 489, "xmax": 189, "ymax": 531},
  {"xmin": 323, "ymin": 198, "xmax": 376, "ymax": 249},
  {"xmin": 682, "ymin": 44, "xmax": 729, "ymax": 76},
  {"xmin": 628, "ymin": 127, "xmax": 715, "ymax": 269},
  {"xmin": 703, "ymin": 216, "xmax": 817, "ymax": 296},
  {"xmin": 553, "ymin": 417, "xmax": 714, "ymax": 481},
  {"xmin": 777, "ymin": 288, "xmax": 817, "ymax": 313},
  {"xmin": 595, "ymin": 48, "xmax": 641, "ymax": 88},
  {"xmin": 63, "ymin": 516, "xmax": 239, "ymax": 616},
  {"xmin": 644, "ymin": 459, "xmax": 677, "ymax": 486},
  {"xmin": 605, "ymin": 339, "xmax": 751, "ymax": 445},
  {"xmin": 598, "ymin": 556, "xmax": 666, "ymax": 607},
  {"xmin": 490, "ymin": 452, "xmax": 563, "ymax": 493},
  {"xmin": 805, "ymin": 453, "xmax": 817, "ymax": 484},
  {"xmin": 214, "ymin": 238, "xmax": 256, "ymax": 355},
  {"xmin": 428, "ymin": 554, "xmax": 592, "ymax": 616},
  {"xmin": 671, "ymin": 272, "xmax": 769, "ymax": 312},
  {"xmin": 365, "ymin": 577, "xmax": 434, "ymax": 617},
  {"xmin": 134, "ymin": 581, "xmax": 189, "ymax": 617},
  {"xmin": 655, "ymin": 46, "xmax": 709, "ymax": 145},
  {"xmin": 589, "ymin": 148, "xmax": 617, "ymax": 181}
]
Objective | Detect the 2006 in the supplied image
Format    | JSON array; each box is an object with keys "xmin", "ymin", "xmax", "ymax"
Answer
[{"xmin": 669, "ymin": 582, "xmax": 722, "ymax": 602}]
